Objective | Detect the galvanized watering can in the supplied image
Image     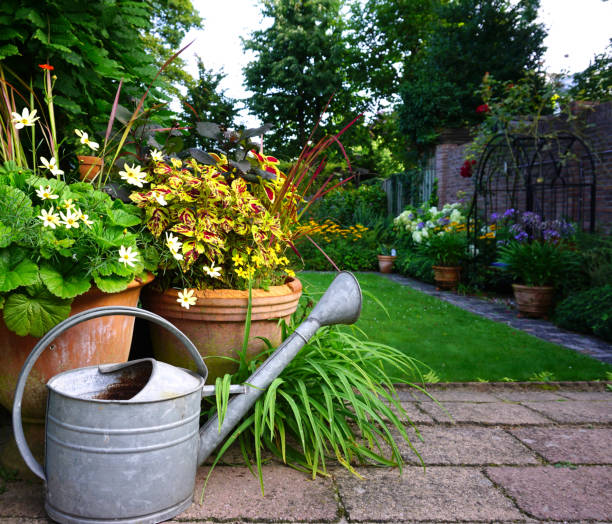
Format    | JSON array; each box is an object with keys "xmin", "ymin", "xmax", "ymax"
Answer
[{"xmin": 13, "ymin": 271, "xmax": 361, "ymax": 524}]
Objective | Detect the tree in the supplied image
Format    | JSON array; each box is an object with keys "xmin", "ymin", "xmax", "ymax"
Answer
[
  {"xmin": 242, "ymin": 0, "xmax": 357, "ymax": 157},
  {"xmin": 0, "ymin": 0, "xmax": 200, "ymax": 134},
  {"xmin": 398, "ymin": 0, "xmax": 546, "ymax": 160},
  {"xmin": 346, "ymin": 0, "xmax": 442, "ymax": 104},
  {"xmin": 570, "ymin": 39, "xmax": 612, "ymax": 102},
  {"xmin": 180, "ymin": 58, "xmax": 239, "ymax": 149}
]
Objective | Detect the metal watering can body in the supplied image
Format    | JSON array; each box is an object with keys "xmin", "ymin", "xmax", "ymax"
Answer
[{"xmin": 12, "ymin": 272, "xmax": 362, "ymax": 524}]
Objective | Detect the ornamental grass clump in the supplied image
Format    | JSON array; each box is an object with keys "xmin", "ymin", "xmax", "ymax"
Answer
[{"xmin": 203, "ymin": 320, "xmax": 432, "ymax": 496}]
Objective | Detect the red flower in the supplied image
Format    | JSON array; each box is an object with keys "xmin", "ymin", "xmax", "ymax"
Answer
[
  {"xmin": 460, "ymin": 159, "xmax": 477, "ymax": 178},
  {"xmin": 476, "ymin": 104, "xmax": 490, "ymax": 114},
  {"xmin": 38, "ymin": 64, "xmax": 54, "ymax": 70}
]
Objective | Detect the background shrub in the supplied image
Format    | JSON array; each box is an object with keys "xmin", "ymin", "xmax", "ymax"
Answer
[{"xmin": 554, "ymin": 285, "xmax": 612, "ymax": 342}]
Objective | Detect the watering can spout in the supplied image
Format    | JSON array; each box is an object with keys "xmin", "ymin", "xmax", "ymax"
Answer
[{"xmin": 196, "ymin": 271, "xmax": 362, "ymax": 465}]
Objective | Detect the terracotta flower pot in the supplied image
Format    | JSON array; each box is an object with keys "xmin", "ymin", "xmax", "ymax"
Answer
[
  {"xmin": 77, "ymin": 155, "xmax": 104, "ymax": 181},
  {"xmin": 0, "ymin": 273, "xmax": 154, "ymax": 474},
  {"xmin": 142, "ymin": 278, "xmax": 302, "ymax": 382},
  {"xmin": 512, "ymin": 284, "xmax": 555, "ymax": 319},
  {"xmin": 432, "ymin": 265, "xmax": 461, "ymax": 292},
  {"xmin": 377, "ymin": 255, "xmax": 396, "ymax": 274}
]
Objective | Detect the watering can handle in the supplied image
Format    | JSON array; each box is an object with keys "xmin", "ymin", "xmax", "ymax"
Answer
[{"xmin": 12, "ymin": 305, "xmax": 208, "ymax": 481}]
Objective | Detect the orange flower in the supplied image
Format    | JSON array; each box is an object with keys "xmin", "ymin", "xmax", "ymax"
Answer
[{"xmin": 38, "ymin": 64, "xmax": 54, "ymax": 70}]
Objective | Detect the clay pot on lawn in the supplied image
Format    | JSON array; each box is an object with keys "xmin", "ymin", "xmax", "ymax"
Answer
[
  {"xmin": 377, "ymin": 255, "xmax": 396, "ymax": 274},
  {"xmin": 142, "ymin": 278, "xmax": 302, "ymax": 382},
  {"xmin": 432, "ymin": 265, "xmax": 461, "ymax": 292},
  {"xmin": 512, "ymin": 284, "xmax": 555, "ymax": 319}
]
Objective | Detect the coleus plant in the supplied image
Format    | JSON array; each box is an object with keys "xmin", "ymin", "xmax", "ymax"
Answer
[
  {"xmin": 129, "ymin": 153, "xmax": 294, "ymax": 292},
  {"xmin": 0, "ymin": 163, "xmax": 156, "ymax": 336}
]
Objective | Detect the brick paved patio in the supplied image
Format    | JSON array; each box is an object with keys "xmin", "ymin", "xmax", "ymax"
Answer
[{"xmin": 1, "ymin": 382, "xmax": 610, "ymax": 523}]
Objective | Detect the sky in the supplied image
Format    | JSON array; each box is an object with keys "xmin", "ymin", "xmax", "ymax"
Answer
[{"xmin": 179, "ymin": 0, "xmax": 612, "ymax": 127}]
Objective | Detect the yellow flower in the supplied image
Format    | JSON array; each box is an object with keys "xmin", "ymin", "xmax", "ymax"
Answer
[{"xmin": 232, "ymin": 252, "xmax": 244, "ymax": 266}]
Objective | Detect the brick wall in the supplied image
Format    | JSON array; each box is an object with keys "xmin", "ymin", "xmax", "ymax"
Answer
[{"xmin": 435, "ymin": 101, "xmax": 612, "ymax": 232}]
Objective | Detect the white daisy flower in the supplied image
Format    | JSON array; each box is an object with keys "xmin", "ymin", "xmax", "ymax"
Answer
[
  {"xmin": 150, "ymin": 149, "xmax": 164, "ymax": 162},
  {"xmin": 177, "ymin": 288, "xmax": 197, "ymax": 309},
  {"xmin": 11, "ymin": 108, "xmax": 39, "ymax": 129},
  {"xmin": 36, "ymin": 185, "xmax": 60, "ymax": 200},
  {"xmin": 37, "ymin": 207, "xmax": 61, "ymax": 229},
  {"xmin": 203, "ymin": 265, "xmax": 222, "ymax": 278},
  {"xmin": 39, "ymin": 156, "xmax": 64, "ymax": 176},
  {"xmin": 59, "ymin": 209, "xmax": 80, "ymax": 229},
  {"xmin": 119, "ymin": 163, "xmax": 147, "ymax": 187},
  {"xmin": 165, "ymin": 232, "xmax": 182, "ymax": 251},
  {"xmin": 152, "ymin": 191, "xmax": 167, "ymax": 206},
  {"xmin": 74, "ymin": 129, "xmax": 100, "ymax": 151},
  {"xmin": 118, "ymin": 245, "xmax": 138, "ymax": 267}
]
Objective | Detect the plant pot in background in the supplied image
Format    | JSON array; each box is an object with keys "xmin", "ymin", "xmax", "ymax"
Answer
[
  {"xmin": 77, "ymin": 155, "xmax": 104, "ymax": 181},
  {"xmin": 432, "ymin": 265, "xmax": 461, "ymax": 292},
  {"xmin": 0, "ymin": 273, "xmax": 154, "ymax": 475},
  {"xmin": 142, "ymin": 278, "xmax": 302, "ymax": 382},
  {"xmin": 377, "ymin": 255, "xmax": 396, "ymax": 274},
  {"xmin": 512, "ymin": 284, "xmax": 555, "ymax": 319}
]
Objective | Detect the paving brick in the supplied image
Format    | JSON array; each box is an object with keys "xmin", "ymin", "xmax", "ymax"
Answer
[
  {"xmin": 0, "ymin": 481, "xmax": 45, "ymax": 518},
  {"xmin": 392, "ymin": 402, "xmax": 434, "ymax": 424},
  {"xmin": 178, "ymin": 465, "xmax": 339, "ymax": 522},
  {"xmin": 490, "ymin": 388, "xmax": 567, "ymax": 402},
  {"xmin": 486, "ymin": 466, "xmax": 612, "ymax": 521},
  {"xmin": 418, "ymin": 401, "xmax": 551, "ymax": 425},
  {"xmin": 510, "ymin": 427, "xmax": 612, "ymax": 464},
  {"xmin": 399, "ymin": 426, "xmax": 539, "ymax": 466},
  {"xmin": 398, "ymin": 388, "xmax": 499, "ymax": 403},
  {"xmin": 334, "ymin": 466, "xmax": 524, "ymax": 522},
  {"xmin": 522, "ymin": 400, "xmax": 612, "ymax": 424},
  {"xmin": 557, "ymin": 391, "xmax": 612, "ymax": 401}
]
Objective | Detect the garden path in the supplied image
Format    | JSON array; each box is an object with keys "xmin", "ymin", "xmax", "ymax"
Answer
[
  {"xmin": 1, "ymin": 382, "xmax": 610, "ymax": 522},
  {"xmin": 385, "ymin": 273, "xmax": 612, "ymax": 365}
]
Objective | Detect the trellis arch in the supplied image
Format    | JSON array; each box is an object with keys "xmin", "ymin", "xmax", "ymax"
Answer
[{"xmin": 467, "ymin": 131, "xmax": 596, "ymax": 247}]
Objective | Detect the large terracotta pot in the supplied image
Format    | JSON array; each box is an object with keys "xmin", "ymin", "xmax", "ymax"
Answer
[
  {"xmin": 432, "ymin": 265, "xmax": 461, "ymax": 292},
  {"xmin": 0, "ymin": 273, "xmax": 154, "ymax": 474},
  {"xmin": 377, "ymin": 255, "xmax": 396, "ymax": 274},
  {"xmin": 142, "ymin": 278, "xmax": 302, "ymax": 382},
  {"xmin": 77, "ymin": 155, "xmax": 103, "ymax": 181},
  {"xmin": 512, "ymin": 284, "xmax": 555, "ymax": 319},
  {"xmin": 0, "ymin": 272, "xmax": 154, "ymax": 419}
]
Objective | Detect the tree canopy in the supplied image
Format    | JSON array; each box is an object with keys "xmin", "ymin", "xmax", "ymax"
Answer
[
  {"xmin": 242, "ymin": 0, "xmax": 359, "ymax": 157},
  {"xmin": 0, "ymin": 0, "xmax": 201, "ymax": 134},
  {"xmin": 398, "ymin": 0, "xmax": 546, "ymax": 160}
]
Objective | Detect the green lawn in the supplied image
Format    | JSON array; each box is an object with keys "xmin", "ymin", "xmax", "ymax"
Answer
[{"xmin": 298, "ymin": 271, "xmax": 612, "ymax": 382}]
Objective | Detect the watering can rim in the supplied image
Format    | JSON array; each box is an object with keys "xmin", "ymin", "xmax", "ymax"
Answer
[{"xmin": 46, "ymin": 357, "xmax": 206, "ymax": 405}]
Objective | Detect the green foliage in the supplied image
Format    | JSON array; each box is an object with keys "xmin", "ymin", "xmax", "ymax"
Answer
[
  {"xmin": 180, "ymin": 58, "xmax": 239, "ymax": 150},
  {"xmin": 569, "ymin": 39, "xmax": 612, "ymax": 102},
  {"xmin": 204, "ymin": 323, "xmax": 431, "ymax": 493},
  {"xmin": 398, "ymin": 0, "xmax": 546, "ymax": 157},
  {"xmin": 397, "ymin": 250, "xmax": 435, "ymax": 283},
  {"xmin": 293, "ymin": 221, "xmax": 379, "ymax": 272},
  {"xmin": 0, "ymin": 0, "xmax": 199, "ymax": 144},
  {"xmin": 347, "ymin": 0, "xmax": 440, "ymax": 102},
  {"xmin": 0, "ymin": 162, "xmax": 155, "ymax": 336},
  {"xmin": 554, "ymin": 286, "xmax": 612, "ymax": 342},
  {"xmin": 418, "ymin": 231, "xmax": 467, "ymax": 267},
  {"xmin": 306, "ymin": 185, "xmax": 387, "ymax": 227},
  {"xmin": 243, "ymin": 0, "xmax": 359, "ymax": 157},
  {"xmin": 496, "ymin": 240, "xmax": 580, "ymax": 287}
]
